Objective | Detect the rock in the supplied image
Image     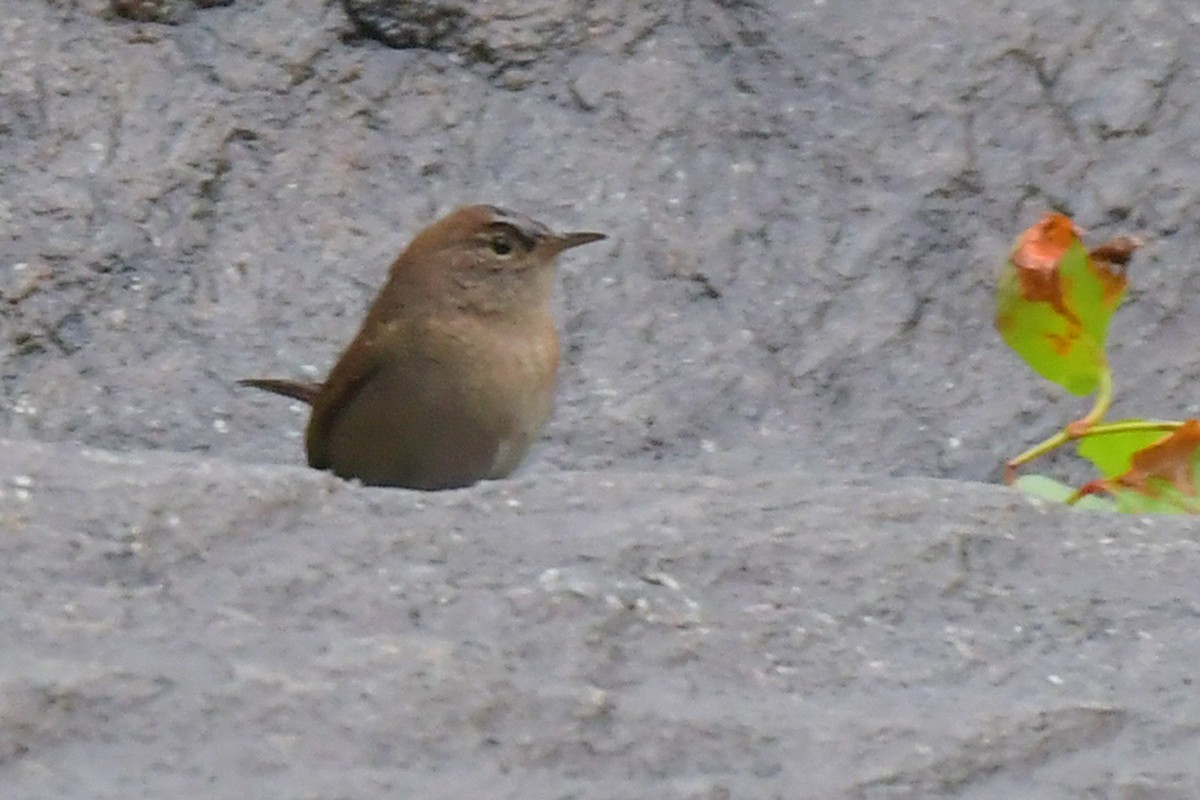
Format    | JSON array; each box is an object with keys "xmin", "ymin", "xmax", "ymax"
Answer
[
  {"xmin": 2, "ymin": 438, "xmax": 1199, "ymax": 797},
  {"xmin": 3, "ymin": 0, "xmax": 1200, "ymax": 795}
]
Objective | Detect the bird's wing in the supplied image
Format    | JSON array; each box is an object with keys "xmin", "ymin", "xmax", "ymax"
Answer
[{"xmin": 304, "ymin": 332, "xmax": 386, "ymax": 471}]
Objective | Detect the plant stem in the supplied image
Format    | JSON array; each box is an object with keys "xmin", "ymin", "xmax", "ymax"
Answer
[
  {"xmin": 1004, "ymin": 430, "xmax": 1068, "ymax": 485},
  {"xmin": 1004, "ymin": 363, "xmax": 1118, "ymax": 484},
  {"xmin": 1072, "ymin": 419, "xmax": 1183, "ymax": 438},
  {"xmin": 1064, "ymin": 365, "xmax": 1113, "ymax": 436}
]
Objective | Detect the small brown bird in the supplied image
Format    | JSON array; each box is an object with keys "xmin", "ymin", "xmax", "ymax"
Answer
[{"xmin": 241, "ymin": 204, "xmax": 606, "ymax": 490}]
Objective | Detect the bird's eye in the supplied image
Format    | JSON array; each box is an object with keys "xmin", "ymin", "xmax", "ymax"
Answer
[{"xmin": 490, "ymin": 235, "xmax": 513, "ymax": 256}]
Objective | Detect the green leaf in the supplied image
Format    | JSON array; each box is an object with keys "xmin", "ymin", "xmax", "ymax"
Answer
[
  {"xmin": 1111, "ymin": 478, "xmax": 1200, "ymax": 514},
  {"xmin": 1099, "ymin": 420, "xmax": 1200, "ymax": 515},
  {"xmin": 994, "ymin": 214, "xmax": 1130, "ymax": 397},
  {"xmin": 996, "ymin": 243, "xmax": 1102, "ymax": 395},
  {"xmin": 1070, "ymin": 245, "xmax": 1127, "ymax": 353},
  {"xmin": 1075, "ymin": 423, "xmax": 1171, "ymax": 478},
  {"xmin": 1013, "ymin": 474, "xmax": 1116, "ymax": 511}
]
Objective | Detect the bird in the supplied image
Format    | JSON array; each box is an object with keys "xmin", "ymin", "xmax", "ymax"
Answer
[{"xmin": 240, "ymin": 204, "xmax": 606, "ymax": 490}]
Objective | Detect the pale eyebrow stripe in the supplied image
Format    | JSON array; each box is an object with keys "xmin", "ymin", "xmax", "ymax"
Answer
[
  {"xmin": 485, "ymin": 222, "xmax": 537, "ymax": 251},
  {"xmin": 484, "ymin": 206, "xmax": 553, "ymax": 242}
]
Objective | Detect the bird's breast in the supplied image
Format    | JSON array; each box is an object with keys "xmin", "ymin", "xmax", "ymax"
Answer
[
  {"xmin": 417, "ymin": 312, "xmax": 560, "ymax": 478},
  {"xmin": 469, "ymin": 316, "xmax": 560, "ymax": 476}
]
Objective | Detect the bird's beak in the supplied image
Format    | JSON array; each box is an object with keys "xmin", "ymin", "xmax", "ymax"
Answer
[{"xmin": 548, "ymin": 231, "xmax": 607, "ymax": 254}]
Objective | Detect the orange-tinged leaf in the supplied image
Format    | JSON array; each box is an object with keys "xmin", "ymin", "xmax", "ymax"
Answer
[
  {"xmin": 995, "ymin": 213, "xmax": 1138, "ymax": 396},
  {"xmin": 1009, "ymin": 212, "xmax": 1081, "ymax": 321},
  {"xmin": 1074, "ymin": 420, "xmax": 1200, "ymax": 514},
  {"xmin": 1088, "ymin": 235, "xmax": 1141, "ymax": 269},
  {"xmin": 1116, "ymin": 419, "xmax": 1200, "ymax": 498},
  {"xmin": 1081, "ymin": 234, "xmax": 1138, "ymax": 345},
  {"xmin": 1075, "ymin": 421, "xmax": 1170, "ymax": 478}
]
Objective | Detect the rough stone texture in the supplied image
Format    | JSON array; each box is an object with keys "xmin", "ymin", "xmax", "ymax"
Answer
[
  {"xmin": 5, "ymin": 0, "xmax": 1200, "ymax": 483},
  {"xmin": 3, "ymin": 0, "xmax": 1200, "ymax": 796},
  {"xmin": 4, "ymin": 438, "xmax": 1200, "ymax": 799}
]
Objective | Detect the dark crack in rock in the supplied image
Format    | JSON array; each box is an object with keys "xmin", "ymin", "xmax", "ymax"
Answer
[
  {"xmin": 109, "ymin": 0, "xmax": 194, "ymax": 24},
  {"xmin": 341, "ymin": 0, "xmax": 668, "ymax": 87}
]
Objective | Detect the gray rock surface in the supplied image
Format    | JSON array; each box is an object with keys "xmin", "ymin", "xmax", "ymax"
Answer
[
  {"xmin": 4, "ymin": 438, "xmax": 1200, "ymax": 799},
  {"xmin": 3, "ymin": 0, "xmax": 1200, "ymax": 796}
]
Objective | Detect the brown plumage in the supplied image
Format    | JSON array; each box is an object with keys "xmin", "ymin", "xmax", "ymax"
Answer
[{"xmin": 240, "ymin": 205, "xmax": 605, "ymax": 490}]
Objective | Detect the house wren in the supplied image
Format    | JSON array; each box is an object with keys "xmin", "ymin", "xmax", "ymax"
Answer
[{"xmin": 240, "ymin": 204, "xmax": 606, "ymax": 490}]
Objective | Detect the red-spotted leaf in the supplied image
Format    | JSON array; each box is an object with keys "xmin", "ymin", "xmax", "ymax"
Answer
[{"xmin": 995, "ymin": 213, "xmax": 1138, "ymax": 396}]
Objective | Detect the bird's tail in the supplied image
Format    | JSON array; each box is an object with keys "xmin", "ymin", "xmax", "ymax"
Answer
[{"xmin": 238, "ymin": 377, "xmax": 321, "ymax": 405}]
